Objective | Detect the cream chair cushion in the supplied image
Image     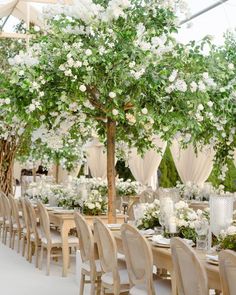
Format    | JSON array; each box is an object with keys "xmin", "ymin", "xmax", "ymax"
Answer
[
  {"xmin": 82, "ymin": 259, "xmax": 102, "ymax": 273},
  {"xmin": 101, "ymin": 269, "xmax": 129, "ymax": 285},
  {"xmin": 41, "ymin": 231, "xmax": 78, "ymax": 245},
  {"xmin": 130, "ymin": 279, "xmax": 171, "ymax": 295}
]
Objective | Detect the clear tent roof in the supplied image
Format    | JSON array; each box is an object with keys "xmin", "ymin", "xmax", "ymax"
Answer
[{"xmin": 0, "ymin": 0, "xmax": 236, "ymax": 44}]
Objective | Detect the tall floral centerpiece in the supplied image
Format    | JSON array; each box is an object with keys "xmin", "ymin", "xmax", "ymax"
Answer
[
  {"xmin": 13, "ymin": 0, "xmax": 190, "ymax": 222},
  {"xmin": 6, "ymin": 1, "xmax": 236, "ymax": 221}
]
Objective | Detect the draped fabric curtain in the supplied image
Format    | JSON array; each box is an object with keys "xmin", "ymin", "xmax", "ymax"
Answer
[
  {"xmin": 128, "ymin": 137, "xmax": 167, "ymax": 189},
  {"xmin": 170, "ymin": 140, "xmax": 215, "ymax": 185},
  {"xmin": 86, "ymin": 138, "xmax": 107, "ymax": 179}
]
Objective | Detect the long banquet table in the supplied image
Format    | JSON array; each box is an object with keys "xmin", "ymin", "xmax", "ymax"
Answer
[
  {"xmin": 113, "ymin": 232, "xmax": 221, "ymax": 295},
  {"xmin": 47, "ymin": 209, "xmax": 221, "ymax": 293}
]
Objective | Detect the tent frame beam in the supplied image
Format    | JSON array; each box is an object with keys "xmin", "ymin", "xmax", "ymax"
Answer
[{"xmin": 180, "ymin": 0, "xmax": 230, "ymax": 25}]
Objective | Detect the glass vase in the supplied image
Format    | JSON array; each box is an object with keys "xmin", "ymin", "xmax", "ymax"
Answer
[{"xmin": 210, "ymin": 194, "xmax": 234, "ymax": 237}]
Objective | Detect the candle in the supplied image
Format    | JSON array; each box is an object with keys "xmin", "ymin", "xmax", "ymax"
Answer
[{"xmin": 168, "ymin": 216, "xmax": 177, "ymax": 233}]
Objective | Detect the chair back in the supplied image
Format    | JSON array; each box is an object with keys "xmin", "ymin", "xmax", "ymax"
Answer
[
  {"xmin": 25, "ymin": 199, "xmax": 37, "ymax": 233},
  {"xmin": 1, "ymin": 194, "xmax": 12, "ymax": 226},
  {"xmin": 93, "ymin": 218, "xmax": 119, "ymax": 279},
  {"xmin": 0, "ymin": 192, "xmax": 4, "ymax": 218},
  {"xmin": 20, "ymin": 198, "xmax": 30, "ymax": 234},
  {"xmin": 8, "ymin": 195, "xmax": 21, "ymax": 230},
  {"xmin": 170, "ymin": 237, "xmax": 208, "ymax": 295},
  {"xmin": 219, "ymin": 250, "xmax": 236, "ymax": 295},
  {"xmin": 121, "ymin": 224, "xmax": 154, "ymax": 293},
  {"xmin": 74, "ymin": 212, "xmax": 94, "ymax": 263},
  {"xmin": 37, "ymin": 201, "xmax": 51, "ymax": 244}
]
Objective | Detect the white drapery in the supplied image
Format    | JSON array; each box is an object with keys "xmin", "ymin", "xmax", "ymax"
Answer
[
  {"xmin": 48, "ymin": 164, "xmax": 81, "ymax": 184},
  {"xmin": 128, "ymin": 137, "xmax": 167, "ymax": 189},
  {"xmin": 85, "ymin": 138, "xmax": 107, "ymax": 179},
  {"xmin": 170, "ymin": 140, "xmax": 215, "ymax": 185}
]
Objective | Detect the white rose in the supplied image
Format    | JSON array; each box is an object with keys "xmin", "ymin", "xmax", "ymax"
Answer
[
  {"xmin": 85, "ymin": 49, "xmax": 92, "ymax": 56},
  {"xmin": 197, "ymin": 104, "xmax": 204, "ymax": 111},
  {"xmin": 109, "ymin": 92, "xmax": 116, "ymax": 98},
  {"xmin": 79, "ymin": 85, "xmax": 86, "ymax": 92},
  {"xmin": 87, "ymin": 203, "xmax": 95, "ymax": 210},
  {"xmin": 141, "ymin": 108, "xmax": 148, "ymax": 115},
  {"xmin": 4, "ymin": 98, "xmax": 11, "ymax": 105},
  {"xmin": 112, "ymin": 109, "xmax": 119, "ymax": 116},
  {"xmin": 129, "ymin": 61, "xmax": 135, "ymax": 68},
  {"xmin": 228, "ymin": 63, "xmax": 234, "ymax": 70},
  {"xmin": 207, "ymin": 101, "xmax": 213, "ymax": 107}
]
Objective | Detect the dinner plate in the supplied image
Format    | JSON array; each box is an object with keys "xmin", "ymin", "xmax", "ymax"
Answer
[
  {"xmin": 206, "ymin": 259, "xmax": 219, "ymax": 266},
  {"xmin": 53, "ymin": 210, "xmax": 74, "ymax": 214},
  {"xmin": 152, "ymin": 241, "xmax": 170, "ymax": 248},
  {"xmin": 107, "ymin": 224, "xmax": 122, "ymax": 230}
]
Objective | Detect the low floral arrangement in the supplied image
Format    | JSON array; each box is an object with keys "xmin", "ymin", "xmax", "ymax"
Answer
[
  {"xmin": 73, "ymin": 176, "xmax": 144, "ymax": 197},
  {"xmin": 175, "ymin": 201, "xmax": 209, "ymax": 242},
  {"xmin": 26, "ymin": 180, "xmax": 82, "ymax": 209},
  {"xmin": 218, "ymin": 226, "xmax": 236, "ymax": 251},
  {"xmin": 137, "ymin": 199, "xmax": 160, "ymax": 230},
  {"xmin": 82, "ymin": 189, "xmax": 108, "ymax": 215},
  {"xmin": 176, "ymin": 181, "xmax": 214, "ymax": 201}
]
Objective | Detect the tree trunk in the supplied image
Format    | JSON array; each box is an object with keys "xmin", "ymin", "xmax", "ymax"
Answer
[
  {"xmin": 107, "ymin": 118, "xmax": 117, "ymax": 223},
  {"xmin": 0, "ymin": 139, "xmax": 17, "ymax": 196}
]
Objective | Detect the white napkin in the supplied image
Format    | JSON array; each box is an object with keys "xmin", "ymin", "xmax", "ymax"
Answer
[
  {"xmin": 206, "ymin": 254, "xmax": 218, "ymax": 261},
  {"xmin": 183, "ymin": 239, "xmax": 195, "ymax": 246},
  {"xmin": 139, "ymin": 229, "xmax": 155, "ymax": 236},
  {"xmin": 107, "ymin": 224, "xmax": 121, "ymax": 229},
  {"xmin": 152, "ymin": 235, "xmax": 170, "ymax": 245}
]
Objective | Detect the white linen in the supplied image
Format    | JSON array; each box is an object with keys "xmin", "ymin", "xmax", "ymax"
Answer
[
  {"xmin": 128, "ymin": 137, "xmax": 167, "ymax": 189},
  {"xmin": 86, "ymin": 138, "xmax": 107, "ymax": 179},
  {"xmin": 170, "ymin": 140, "xmax": 215, "ymax": 185}
]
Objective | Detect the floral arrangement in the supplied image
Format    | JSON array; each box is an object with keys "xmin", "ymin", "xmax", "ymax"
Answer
[
  {"xmin": 73, "ymin": 177, "xmax": 143, "ymax": 197},
  {"xmin": 137, "ymin": 199, "xmax": 160, "ymax": 230},
  {"xmin": 176, "ymin": 181, "xmax": 214, "ymax": 201},
  {"xmin": 218, "ymin": 225, "xmax": 236, "ymax": 251},
  {"xmin": 175, "ymin": 201, "xmax": 209, "ymax": 242},
  {"xmin": 26, "ymin": 180, "xmax": 83, "ymax": 209},
  {"xmin": 82, "ymin": 189, "xmax": 108, "ymax": 215}
]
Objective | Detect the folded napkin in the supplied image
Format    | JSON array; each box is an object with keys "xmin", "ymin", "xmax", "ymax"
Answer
[
  {"xmin": 107, "ymin": 224, "xmax": 121, "ymax": 229},
  {"xmin": 152, "ymin": 235, "xmax": 170, "ymax": 245},
  {"xmin": 139, "ymin": 229, "xmax": 155, "ymax": 236},
  {"xmin": 206, "ymin": 254, "xmax": 218, "ymax": 261},
  {"xmin": 183, "ymin": 239, "xmax": 195, "ymax": 246}
]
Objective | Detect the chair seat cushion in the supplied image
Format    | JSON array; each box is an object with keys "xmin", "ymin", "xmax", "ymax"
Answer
[
  {"xmin": 130, "ymin": 278, "xmax": 171, "ymax": 295},
  {"xmin": 82, "ymin": 259, "xmax": 102, "ymax": 273},
  {"xmin": 41, "ymin": 230, "xmax": 78, "ymax": 245},
  {"xmin": 101, "ymin": 269, "xmax": 129, "ymax": 286}
]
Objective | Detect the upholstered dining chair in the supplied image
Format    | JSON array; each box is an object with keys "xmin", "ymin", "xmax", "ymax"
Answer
[
  {"xmin": 93, "ymin": 218, "xmax": 129, "ymax": 295},
  {"xmin": 37, "ymin": 201, "xmax": 78, "ymax": 275},
  {"xmin": 74, "ymin": 212, "xmax": 102, "ymax": 295},
  {"xmin": 20, "ymin": 198, "xmax": 31, "ymax": 259},
  {"xmin": 1, "ymin": 193, "xmax": 13, "ymax": 246},
  {"xmin": 8, "ymin": 195, "xmax": 23, "ymax": 252},
  {"xmin": 170, "ymin": 237, "xmax": 208, "ymax": 295},
  {"xmin": 219, "ymin": 250, "xmax": 236, "ymax": 295},
  {"xmin": 25, "ymin": 198, "xmax": 42, "ymax": 267},
  {"xmin": 121, "ymin": 223, "xmax": 171, "ymax": 295}
]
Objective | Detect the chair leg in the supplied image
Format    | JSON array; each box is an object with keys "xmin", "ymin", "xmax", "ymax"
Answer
[
  {"xmin": 11, "ymin": 231, "xmax": 15, "ymax": 250},
  {"xmin": 29, "ymin": 241, "xmax": 33, "ymax": 263},
  {"xmin": 39, "ymin": 245, "xmax": 44, "ymax": 270},
  {"xmin": 100, "ymin": 285, "xmax": 105, "ymax": 295},
  {"xmin": 90, "ymin": 279, "xmax": 96, "ymax": 295},
  {"xmin": 17, "ymin": 231, "xmax": 21, "ymax": 253},
  {"xmin": 22, "ymin": 236, "xmax": 26, "ymax": 256},
  {"xmin": 35, "ymin": 242, "xmax": 39, "ymax": 268},
  {"xmin": 79, "ymin": 273, "xmax": 85, "ymax": 295},
  {"xmin": 46, "ymin": 247, "xmax": 51, "ymax": 276}
]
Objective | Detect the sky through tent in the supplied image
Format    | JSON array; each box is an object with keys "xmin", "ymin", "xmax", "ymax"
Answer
[{"xmin": 0, "ymin": 0, "xmax": 236, "ymax": 44}]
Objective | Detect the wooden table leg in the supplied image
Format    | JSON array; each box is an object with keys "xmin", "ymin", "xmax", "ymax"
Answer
[{"xmin": 61, "ymin": 221, "xmax": 70, "ymax": 277}]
